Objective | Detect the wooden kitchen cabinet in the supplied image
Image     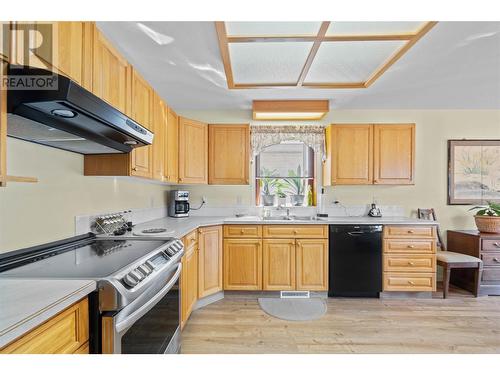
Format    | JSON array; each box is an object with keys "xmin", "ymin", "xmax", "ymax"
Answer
[
  {"xmin": 164, "ymin": 107, "xmax": 179, "ymax": 183},
  {"xmin": 0, "ymin": 61, "xmax": 6, "ymax": 187},
  {"xmin": 382, "ymin": 225, "xmax": 437, "ymax": 292},
  {"xmin": 198, "ymin": 226, "xmax": 223, "ymax": 298},
  {"xmin": 181, "ymin": 230, "xmax": 198, "ymax": 329},
  {"xmin": 0, "ymin": 298, "xmax": 89, "ymax": 354},
  {"xmin": 129, "ymin": 69, "xmax": 153, "ymax": 178},
  {"xmin": 296, "ymin": 239, "xmax": 329, "ymax": 291},
  {"xmin": 324, "ymin": 124, "xmax": 373, "ymax": 185},
  {"xmin": 223, "ymin": 238, "xmax": 262, "ymax": 290},
  {"xmin": 178, "ymin": 117, "xmax": 208, "ymax": 184},
  {"xmin": 92, "ymin": 25, "xmax": 131, "ymax": 116},
  {"xmin": 263, "ymin": 239, "xmax": 296, "ymax": 291},
  {"xmin": 208, "ymin": 124, "xmax": 249, "ymax": 185},
  {"xmin": 373, "ymin": 124, "xmax": 415, "ymax": 185},
  {"xmin": 152, "ymin": 93, "xmax": 165, "ymax": 181},
  {"xmin": 323, "ymin": 123, "xmax": 415, "ymax": 186}
]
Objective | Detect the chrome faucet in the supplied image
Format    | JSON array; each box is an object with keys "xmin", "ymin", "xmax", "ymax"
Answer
[{"xmin": 286, "ymin": 208, "xmax": 290, "ymax": 219}]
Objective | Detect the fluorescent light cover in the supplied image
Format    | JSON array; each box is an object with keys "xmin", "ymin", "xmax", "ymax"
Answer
[{"xmin": 254, "ymin": 111, "xmax": 326, "ymax": 120}]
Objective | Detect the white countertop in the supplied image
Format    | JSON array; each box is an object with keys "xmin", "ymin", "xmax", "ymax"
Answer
[
  {"xmin": 114, "ymin": 215, "xmax": 437, "ymax": 240},
  {"xmin": 0, "ymin": 279, "xmax": 96, "ymax": 348}
]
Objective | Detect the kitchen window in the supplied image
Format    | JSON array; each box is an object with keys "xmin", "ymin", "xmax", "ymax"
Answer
[{"xmin": 255, "ymin": 142, "xmax": 315, "ymax": 207}]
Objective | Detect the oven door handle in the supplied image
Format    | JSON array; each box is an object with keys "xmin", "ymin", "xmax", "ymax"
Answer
[{"xmin": 115, "ymin": 263, "xmax": 181, "ymax": 334}]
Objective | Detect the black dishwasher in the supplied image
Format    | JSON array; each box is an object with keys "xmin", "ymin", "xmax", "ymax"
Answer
[{"xmin": 329, "ymin": 225, "xmax": 383, "ymax": 297}]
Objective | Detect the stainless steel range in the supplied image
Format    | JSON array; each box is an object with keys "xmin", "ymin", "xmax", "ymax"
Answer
[{"xmin": 0, "ymin": 233, "xmax": 184, "ymax": 354}]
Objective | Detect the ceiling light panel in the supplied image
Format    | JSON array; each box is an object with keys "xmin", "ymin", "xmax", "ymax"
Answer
[
  {"xmin": 326, "ymin": 22, "xmax": 425, "ymax": 36},
  {"xmin": 229, "ymin": 42, "xmax": 314, "ymax": 84},
  {"xmin": 304, "ymin": 40, "xmax": 406, "ymax": 83},
  {"xmin": 226, "ymin": 22, "xmax": 322, "ymax": 36}
]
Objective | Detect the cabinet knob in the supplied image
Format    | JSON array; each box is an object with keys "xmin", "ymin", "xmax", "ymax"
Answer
[
  {"xmin": 407, "ymin": 230, "xmax": 414, "ymax": 234},
  {"xmin": 493, "ymin": 258, "xmax": 499, "ymax": 262},
  {"xmin": 408, "ymin": 281, "xmax": 415, "ymax": 285},
  {"xmin": 132, "ymin": 167, "xmax": 137, "ymax": 171},
  {"xmin": 408, "ymin": 261, "xmax": 415, "ymax": 266},
  {"xmin": 240, "ymin": 229, "xmax": 244, "ymax": 234},
  {"xmin": 293, "ymin": 230, "xmax": 298, "ymax": 234},
  {"xmin": 494, "ymin": 242, "xmax": 500, "ymax": 248},
  {"xmin": 407, "ymin": 245, "xmax": 415, "ymax": 249}
]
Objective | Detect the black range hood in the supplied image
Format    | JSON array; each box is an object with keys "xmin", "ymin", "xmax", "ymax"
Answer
[{"xmin": 6, "ymin": 65, "xmax": 153, "ymax": 154}]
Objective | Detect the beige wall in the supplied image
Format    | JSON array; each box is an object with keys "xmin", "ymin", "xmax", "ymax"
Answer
[
  {"xmin": 180, "ymin": 109, "xmax": 500, "ymax": 238},
  {"xmin": 0, "ymin": 138, "xmax": 169, "ymax": 253}
]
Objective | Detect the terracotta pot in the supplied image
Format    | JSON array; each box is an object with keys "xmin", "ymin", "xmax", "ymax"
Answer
[{"xmin": 475, "ymin": 215, "xmax": 500, "ymax": 233}]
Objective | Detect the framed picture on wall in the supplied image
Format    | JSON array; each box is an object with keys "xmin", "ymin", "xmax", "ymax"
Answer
[{"xmin": 448, "ymin": 140, "xmax": 500, "ymax": 205}]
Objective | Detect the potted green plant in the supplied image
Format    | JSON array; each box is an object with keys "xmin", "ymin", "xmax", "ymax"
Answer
[
  {"xmin": 469, "ymin": 201, "xmax": 500, "ymax": 233},
  {"xmin": 259, "ymin": 168, "xmax": 277, "ymax": 206},
  {"xmin": 285, "ymin": 166, "xmax": 305, "ymax": 206},
  {"xmin": 275, "ymin": 181, "xmax": 288, "ymax": 207}
]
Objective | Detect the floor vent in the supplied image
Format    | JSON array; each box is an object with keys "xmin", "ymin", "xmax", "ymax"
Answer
[{"xmin": 280, "ymin": 291, "xmax": 310, "ymax": 299}]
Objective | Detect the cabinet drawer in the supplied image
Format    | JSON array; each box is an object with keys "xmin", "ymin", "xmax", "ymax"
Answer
[
  {"xmin": 481, "ymin": 252, "xmax": 500, "ymax": 267},
  {"xmin": 384, "ymin": 239, "xmax": 436, "ymax": 254},
  {"xmin": 263, "ymin": 225, "xmax": 328, "ymax": 239},
  {"xmin": 182, "ymin": 229, "xmax": 198, "ymax": 250},
  {"xmin": 384, "ymin": 226, "xmax": 436, "ymax": 239},
  {"xmin": 482, "ymin": 239, "xmax": 500, "ymax": 252},
  {"xmin": 384, "ymin": 254, "xmax": 436, "ymax": 272},
  {"xmin": 482, "ymin": 267, "xmax": 500, "ymax": 281},
  {"xmin": 383, "ymin": 273, "xmax": 436, "ymax": 292},
  {"xmin": 224, "ymin": 225, "xmax": 262, "ymax": 238}
]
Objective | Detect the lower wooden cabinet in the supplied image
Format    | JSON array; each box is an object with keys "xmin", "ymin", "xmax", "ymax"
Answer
[
  {"xmin": 0, "ymin": 298, "xmax": 89, "ymax": 354},
  {"xmin": 382, "ymin": 225, "xmax": 437, "ymax": 292},
  {"xmin": 296, "ymin": 239, "xmax": 329, "ymax": 291},
  {"xmin": 223, "ymin": 238, "xmax": 262, "ymax": 290},
  {"xmin": 263, "ymin": 239, "xmax": 296, "ymax": 291},
  {"xmin": 198, "ymin": 226, "xmax": 223, "ymax": 298},
  {"xmin": 181, "ymin": 239, "xmax": 198, "ymax": 329}
]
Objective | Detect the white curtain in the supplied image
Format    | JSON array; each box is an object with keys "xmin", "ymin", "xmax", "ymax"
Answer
[{"xmin": 250, "ymin": 125, "xmax": 326, "ymax": 159}]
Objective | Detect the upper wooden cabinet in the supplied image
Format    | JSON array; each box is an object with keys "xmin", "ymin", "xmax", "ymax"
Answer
[
  {"xmin": 129, "ymin": 69, "xmax": 153, "ymax": 178},
  {"xmin": 178, "ymin": 117, "xmax": 208, "ymax": 184},
  {"xmin": 208, "ymin": 124, "xmax": 249, "ymax": 185},
  {"xmin": 373, "ymin": 124, "xmax": 415, "ymax": 185},
  {"xmin": 324, "ymin": 123, "xmax": 415, "ymax": 186},
  {"xmin": 324, "ymin": 124, "xmax": 373, "ymax": 185},
  {"xmin": 164, "ymin": 107, "xmax": 179, "ymax": 183},
  {"xmin": 198, "ymin": 226, "xmax": 223, "ymax": 298},
  {"xmin": 92, "ymin": 25, "xmax": 131, "ymax": 116},
  {"xmin": 152, "ymin": 93, "xmax": 166, "ymax": 181}
]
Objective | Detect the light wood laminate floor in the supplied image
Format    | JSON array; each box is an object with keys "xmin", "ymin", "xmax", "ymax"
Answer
[{"xmin": 181, "ymin": 289, "xmax": 500, "ymax": 354}]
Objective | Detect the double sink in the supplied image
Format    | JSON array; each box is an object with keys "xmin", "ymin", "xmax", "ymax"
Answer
[{"xmin": 262, "ymin": 215, "xmax": 325, "ymax": 221}]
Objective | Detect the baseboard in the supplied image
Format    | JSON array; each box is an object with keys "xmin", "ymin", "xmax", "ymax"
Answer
[
  {"xmin": 194, "ymin": 291, "xmax": 224, "ymax": 310},
  {"xmin": 380, "ymin": 291, "xmax": 433, "ymax": 299}
]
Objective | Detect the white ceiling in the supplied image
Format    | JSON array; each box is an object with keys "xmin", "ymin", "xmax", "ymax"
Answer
[{"xmin": 97, "ymin": 21, "xmax": 500, "ymax": 110}]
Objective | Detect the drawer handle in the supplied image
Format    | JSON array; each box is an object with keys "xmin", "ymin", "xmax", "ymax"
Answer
[
  {"xmin": 493, "ymin": 258, "xmax": 500, "ymax": 263},
  {"xmin": 408, "ymin": 261, "xmax": 415, "ymax": 266},
  {"xmin": 407, "ymin": 245, "xmax": 415, "ymax": 249},
  {"xmin": 408, "ymin": 281, "xmax": 415, "ymax": 285}
]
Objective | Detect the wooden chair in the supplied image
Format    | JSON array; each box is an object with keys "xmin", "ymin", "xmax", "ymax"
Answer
[{"xmin": 417, "ymin": 208, "xmax": 483, "ymax": 298}]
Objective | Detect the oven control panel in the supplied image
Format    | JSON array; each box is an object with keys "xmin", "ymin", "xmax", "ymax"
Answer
[{"xmin": 121, "ymin": 240, "xmax": 184, "ymax": 289}]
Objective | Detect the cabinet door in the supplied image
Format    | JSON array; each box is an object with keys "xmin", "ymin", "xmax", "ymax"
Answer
[
  {"xmin": 373, "ymin": 124, "xmax": 415, "ymax": 185},
  {"xmin": 208, "ymin": 124, "xmax": 249, "ymax": 185},
  {"xmin": 181, "ymin": 245, "xmax": 198, "ymax": 329},
  {"xmin": 263, "ymin": 239, "xmax": 296, "ymax": 291},
  {"xmin": 223, "ymin": 239, "xmax": 262, "ymax": 290},
  {"xmin": 130, "ymin": 69, "xmax": 153, "ymax": 178},
  {"xmin": 178, "ymin": 117, "xmax": 208, "ymax": 184},
  {"xmin": 325, "ymin": 124, "xmax": 373, "ymax": 185},
  {"xmin": 296, "ymin": 239, "xmax": 328, "ymax": 291},
  {"xmin": 164, "ymin": 107, "xmax": 179, "ymax": 183},
  {"xmin": 1, "ymin": 61, "xmax": 6, "ymax": 187},
  {"xmin": 92, "ymin": 25, "xmax": 131, "ymax": 115},
  {"xmin": 198, "ymin": 226, "xmax": 223, "ymax": 298},
  {"xmin": 152, "ymin": 93, "xmax": 165, "ymax": 181}
]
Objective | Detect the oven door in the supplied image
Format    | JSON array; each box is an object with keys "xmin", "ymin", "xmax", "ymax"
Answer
[{"xmin": 102, "ymin": 263, "xmax": 181, "ymax": 354}]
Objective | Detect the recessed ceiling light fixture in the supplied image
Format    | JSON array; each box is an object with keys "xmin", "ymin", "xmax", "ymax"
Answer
[
  {"xmin": 252, "ymin": 100, "xmax": 329, "ymax": 121},
  {"xmin": 136, "ymin": 23, "xmax": 174, "ymax": 45}
]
